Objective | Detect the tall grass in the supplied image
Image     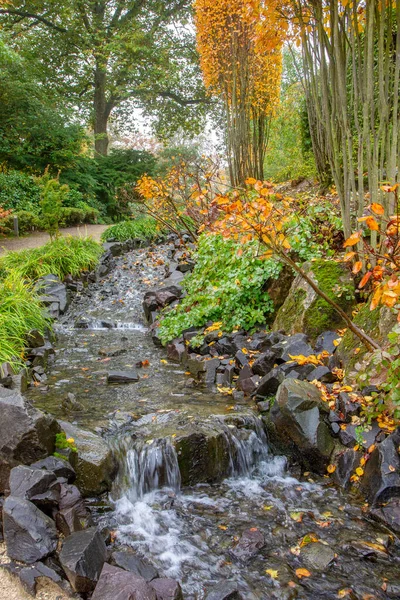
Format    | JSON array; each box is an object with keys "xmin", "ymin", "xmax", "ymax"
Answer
[
  {"xmin": 101, "ymin": 217, "xmax": 161, "ymax": 243},
  {"xmin": 0, "ymin": 272, "xmax": 50, "ymax": 369},
  {"xmin": 0, "ymin": 236, "xmax": 103, "ymax": 282}
]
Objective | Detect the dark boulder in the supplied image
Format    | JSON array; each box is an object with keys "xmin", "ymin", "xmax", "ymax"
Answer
[
  {"xmin": 271, "ymin": 334, "xmax": 314, "ymax": 362},
  {"xmin": 337, "ymin": 392, "xmax": 360, "ymax": 421},
  {"xmin": 3, "ymin": 496, "xmax": 58, "ymax": 564},
  {"xmin": 111, "ymin": 549, "xmax": 159, "ymax": 582},
  {"xmin": 205, "ymin": 582, "xmax": 243, "ymax": 600},
  {"xmin": 229, "ymin": 528, "xmax": 265, "ymax": 563},
  {"xmin": 31, "ymin": 456, "xmax": 76, "ymax": 482},
  {"xmin": 167, "ymin": 341, "xmax": 187, "ymax": 364},
  {"xmin": 251, "ymin": 351, "xmax": 277, "ymax": 377},
  {"xmin": 5, "ymin": 561, "xmax": 74, "ymax": 597},
  {"xmin": 60, "ymin": 528, "xmax": 107, "ymax": 593},
  {"xmin": 9, "ymin": 465, "xmax": 60, "ymax": 508},
  {"xmin": 360, "ymin": 430, "xmax": 400, "ymax": 505},
  {"xmin": 0, "ymin": 387, "xmax": 60, "ymax": 494},
  {"xmin": 107, "ymin": 370, "xmax": 139, "ymax": 384},
  {"xmin": 267, "ymin": 379, "xmax": 334, "ymax": 473},
  {"xmin": 254, "ymin": 368, "xmax": 284, "ymax": 398},
  {"xmin": 55, "ymin": 483, "xmax": 92, "ymax": 536},
  {"xmin": 315, "ymin": 331, "xmax": 340, "ymax": 354},
  {"xmin": 92, "ymin": 564, "xmax": 156, "ymax": 600},
  {"xmin": 150, "ymin": 578, "xmax": 184, "ymax": 600},
  {"xmin": 370, "ymin": 497, "xmax": 400, "ymax": 534},
  {"xmin": 143, "ymin": 293, "xmax": 159, "ymax": 321},
  {"xmin": 306, "ymin": 366, "xmax": 337, "ymax": 383},
  {"xmin": 338, "ymin": 421, "xmax": 381, "ymax": 450},
  {"xmin": 59, "ymin": 421, "xmax": 117, "ymax": 496}
]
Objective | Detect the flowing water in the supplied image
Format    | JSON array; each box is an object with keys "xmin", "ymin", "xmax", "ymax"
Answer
[{"xmin": 27, "ymin": 243, "xmax": 400, "ymax": 600}]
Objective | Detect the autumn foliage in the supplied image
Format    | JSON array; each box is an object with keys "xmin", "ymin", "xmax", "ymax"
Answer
[{"xmin": 194, "ymin": 0, "xmax": 286, "ymax": 185}]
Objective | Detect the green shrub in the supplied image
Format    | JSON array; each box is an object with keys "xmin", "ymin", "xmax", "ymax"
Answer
[
  {"xmin": 158, "ymin": 234, "xmax": 282, "ymax": 345},
  {"xmin": 0, "ymin": 271, "xmax": 49, "ymax": 369},
  {"xmin": 1, "ymin": 210, "xmax": 42, "ymax": 234},
  {"xmin": 0, "ymin": 236, "xmax": 103, "ymax": 281},
  {"xmin": 101, "ymin": 217, "xmax": 161, "ymax": 243},
  {"xmin": 59, "ymin": 206, "xmax": 100, "ymax": 227},
  {"xmin": 0, "ymin": 171, "xmax": 41, "ymax": 213}
]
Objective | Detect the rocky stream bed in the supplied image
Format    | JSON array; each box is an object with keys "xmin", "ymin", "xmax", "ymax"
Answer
[{"xmin": 2, "ymin": 240, "xmax": 400, "ymax": 599}]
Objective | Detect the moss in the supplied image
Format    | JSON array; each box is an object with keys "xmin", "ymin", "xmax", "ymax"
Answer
[
  {"xmin": 303, "ymin": 260, "xmax": 355, "ymax": 339},
  {"xmin": 339, "ymin": 303, "xmax": 382, "ymax": 370},
  {"xmin": 273, "ymin": 288, "xmax": 307, "ymax": 333}
]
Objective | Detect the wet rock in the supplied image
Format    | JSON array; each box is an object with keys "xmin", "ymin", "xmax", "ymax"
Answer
[
  {"xmin": 9, "ymin": 465, "xmax": 60, "ymax": 508},
  {"xmin": 150, "ymin": 578, "xmax": 184, "ymax": 600},
  {"xmin": 205, "ymin": 582, "xmax": 243, "ymax": 600},
  {"xmin": 143, "ymin": 293, "xmax": 159, "ymax": 321},
  {"xmin": 370, "ymin": 497, "xmax": 400, "ymax": 534},
  {"xmin": 107, "ymin": 370, "xmax": 139, "ymax": 384},
  {"xmin": 0, "ymin": 362, "xmax": 13, "ymax": 388},
  {"xmin": 240, "ymin": 375, "xmax": 260, "ymax": 396},
  {"xmin": 27, "ymin": 329, "xmax": 46, "ymax": 349},
  {"xmin": 61, "ymin": 392, "xmax": 84, "ymax": 413},
  {"xmin": 215, "ymin": 337, "xmax": 235, "ymax": 355},
  {"xmin": 37, "ymin": 274, "xmax": 69, "ymax": 314},
  {"xmin": 92, "ymin": 564, "xmax": 157, "ymax": 600},
  {"xmin": 55, "ymin": 483, "xmax": 92, "ymax": 536},
  {"xmin": 235, "ymin": 350, "xmax": 249, "ymax": 368},
  {"xmin": 268, "ymin": 379, "xmax": 334, "ymax": 473},
  {"xmin": 31, "ymin": 456, "xmax": 75, "ymax": 482},
  {"xmin": 0, "ymin": 496, "xmax": 4, "ymax": 542},
  {"xmin": 271, "ymin": 334, "xmax": 314, "ymax": 362},
  {"xmin": 300, "ymin": 542, "xmax": 335, "ymax": 570},
  {"xmin": 315, "ymin": 331, "xmax": 340, "ymax": 354},
  {"xmin": 167, "ymin": 340, "xmax": 186, "ymax": 364},
  {"xmin": 187, "ymin": 355, "xmax": 206, "ymax": 379},
  {"xmin": 103, "ymin": 242, "xmax": 125, "ymax": 257},
  {"xmin": 255, "ymin": 368, "xmax": 285, "ymax": 398},
  {"xmin": 360, "ymin": 430, "xmax": 400, "ymax": 504},
  {"xmin": 203, "ymin": 358, "xmax": 220, "ymax": 386},
  {"xmin": 111, "ymin": 549, "xmax": 159, "ymax": 582},
  {"xmin": 60, "ymin": 528, "xmax": 107, "ymax": 593},
  {"xmin": 175, "ymin": 429, "xmax": 231, "ymax": 485},
  {"xmin": 306, "ymin": 366, "xmax": 337, "ymax": 383},
  {"xmin": 59, "ymin": 421, "xmax": 117, "ymax": 496},
  {"xmin": 220, "ymin": 365, "xmax": 235, "ymax": 386},
  {"xmin": 0, "ymin": 387, "xmax": 60, "ymax": 494},
  {"xmin": 28, "ymin": 342, "xmax": 55, "ymax": 368},
  {"xmin": 251, "ymin": 351, "xmax": 277, "ymax": 377},
  {"xmin": 155, "ymin": 285, "xmax": 182, "ymax": 307},
  {"xmin": 229, "ymin": 528, "xmax": 265, "ymax": 563},
  {"xmin": 256, "ymin": 400, "xmax": 270, "ymax": 413},
  {"xmin": 3, "ymin": 496, "xmax": 58, "ymax": 564},
  {"xmin": 99, "ymin": 346, "xmax": 127, "ymax": 358},
  {"xmin": 338, "ymin": 421, "xmax": 381, "ymax": 450},
  {"xmin": 337, "ymin": 392, "xmax": 360, "ymax": 421},
  {"xmin": 13, "ymin": 561, "xmax": 73, "ymax": 597}
]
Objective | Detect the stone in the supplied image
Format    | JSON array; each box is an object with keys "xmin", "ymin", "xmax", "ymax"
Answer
[
  {"xmin": 273, "ymin": 260, "xmax": 355, "ymax": 341},
  {"xmin": 99, "ymin": 346, "xmax": 127, "ymax": 358},
  {"xmin": 175, "ymin": 428, "xmax": 232, "ymax": 486},
  {"xmin": 61, "ymin": 392, "xmax": 84, "ymax": 413},
  {"xmin": 0, "ymin": 387, "xmax": 60, "ymax": 494},
  {"xmin": 256, "ymin": 400, "xmax": 270, "ymax": 412},
  {"xmin": 202, "ymin": 358, "xmax": 220, "ymax": 386},
  {"xmin": 143, "ymin": 293, "xmax": 158, "ymax": 321},
  {"xmin": 16, "ymin": 561, "xmax": 73, "ymax": 597},
  {"xmin": 360, "ymin": 430, "xmax": 400, "ymax": 505},
  {"xmin": 9, "ymin": 465, "xmax": 59, "ymax": 508},
  {"xmin": 92, "ymin": 564, "xmax": 156, "ymax": 600},
  {"xmin": 240, "ymin": 376, "xmax": 260, "ymax": 396},
  {"xmin": 235, "ymin": 351, "xmax": 249, "ymax": 368},
  {"xmin": 167, "ymin": 341, "xmax": 186, "ymax": 364},
  {"xmin": 251, "ymin": 351, "xmax": 277, "ymax": 376},
  {"xmin": 59, "ymin": 422, "xmax": 117, "ymax": 496},
  {"xmin": 60, "ymin": 528, "xmax": 107, "ymax": 593},
  {"xmin": 267, "ymin": 379, "xmax": 334, "ymax": 473},
  {"xmin": 306, "ymin": 366, "xmax": 337, "ymax": 383},
  {"xmin": 221, "ymin": 365, "xmax": 235, "ymax": 386},
  {"xmin": 205, "ymin": 582, "xmax": 243, "ymax": 600},
  {"xmin": 150, "ymin": 579, "xmax": 183, "ymax": 600},
  {"xmin": 27, "ymin": 330, "xmax": 46, "ymax": 349},
  {"xmin": 3, "ymin": 496, "xmax": 58, "ymax": 564},
  {"xmin": 370, "ymin": 497, "xmax": 400, "ymax": 534},
  {"xmin": 107, "ymin": 370, "xmax": 139, "ymax": 384},
  {"xmin": 300, "ymin": 542, "xmax": 335, "ymax": 571},
  {"xmin": 315, "ymin": 331, "xmax": 340, "ymax": 354},
  {"xmin": 338, "ymin": 421, "xmax": 381, "ymax": 450},
  {"xmin": 187, "ymin": 355, "xmax": 206, "ymax": 379},
  {"xmin": 255, "ymin": 368, "xmax": 285, "ymax": 398},
  {"xmin": 0, "ymin": 496, "xmax": 4, "ymax": 542},
  {"xmin": 37, "ymin": 274, "xmax": 69, "ymax": 314},
  {"xmin": 214, "ymin": 337, "xmax": 235, "ymax": 355},
  {"xmin": 111, "ymin": 549, "xmax": 159, "ymax": 582},
  {"xmin": 55, "ymin": 483, "xmax": 92, "ymax": 536},
  {"xmin": 271, "ymin": 334, "xmax": 314, "ymax": 362},
  {"xmin": 229, "ymin": 528, "xmax": 265, "ymax": 563},
  {"xmin": 337, "ymin": 392, "xmax": 360, "ymax": 421}
]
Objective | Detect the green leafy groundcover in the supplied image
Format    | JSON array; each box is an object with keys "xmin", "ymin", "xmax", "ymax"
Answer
[
  {"xmin": 159, "ymin": 233, "xmax": 282, "ymax": 345},
  {"xmin": 101, "ymin": 217, "xmax": 161, "ymax": 243},
  {"xmin": 0, "ymin": 236, "xmax": 103, "ymax": 281}
]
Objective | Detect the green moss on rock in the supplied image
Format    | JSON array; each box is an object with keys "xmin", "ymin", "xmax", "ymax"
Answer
[{"xmin": 273, "ymin": 260, "xmax": 355, "ymax": 341}]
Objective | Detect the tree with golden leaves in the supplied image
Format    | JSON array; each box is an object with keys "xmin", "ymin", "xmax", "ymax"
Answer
[{"xmin": 194, "ymin": 0, "xmax": 286, "ymax": 186}]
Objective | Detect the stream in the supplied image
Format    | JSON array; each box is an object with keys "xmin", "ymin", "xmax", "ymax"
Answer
[{"xmin": 27, "ymin": 242, "xmax": 400, "ymax": 600}]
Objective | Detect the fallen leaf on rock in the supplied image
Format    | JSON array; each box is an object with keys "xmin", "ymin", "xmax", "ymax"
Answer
[
  {"xmin": 160, "ymin": 359, "xmax": 168, "ymax": 365},
  {"xmin": 265, "ymin": 569, "xmax": 279, "ymax": 579},
  {"xmin": 290, "ymin": 511, "xmax": 304, "ymax": 522},
  {"xmin": 337, "ymin": 589, "xmax": 353, "ymax": 598},
  {"xmin": 218, "ymin": 525, "xmax": 228, "ymax": 531},
  {"xmin": 327, "ymin": 464, "xmax": 336, "ymax": 474},
  {"xmin": 300, "ymin": 533, "xmax": 319, "ymax": 547},
  {"xmin": 295, "ymin": 568, "xmax": 311, "ymax": 578}
]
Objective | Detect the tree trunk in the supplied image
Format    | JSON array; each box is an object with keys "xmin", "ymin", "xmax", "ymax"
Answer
[{"xmin": 94, "ymin": 66, "xmax": 110, "ymax": 156}]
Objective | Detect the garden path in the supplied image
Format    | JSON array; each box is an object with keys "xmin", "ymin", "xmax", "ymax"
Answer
[{"xmin": 0, "ymin": 224, "xmax": 108, "ymax": 254}]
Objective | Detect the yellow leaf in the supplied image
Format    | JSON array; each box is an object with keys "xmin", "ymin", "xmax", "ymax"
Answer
[
  {"xmin": 290, "ymin": 511, "xmax": 303, "ymax": 522},
  {"xmin": 352, "ymin": 261, "xmax": 362, "ymax": 274},
  {"xmin": 295, "ymin": 568, "xmax": 311, "ymax": 578},
  {"xmin": 327, "ymin": 464, "xmax": 336, "ymax": 474},
  {"xmin": 263, "ymin": 505, "xmax": 273, "ymax": 511},
  {"xmin": 160, "ymin": 359, "xmax": 168, "ymax": 365},
  {"xmin": 218, "ymin": 525, "xmax": 228, "ymax": 531},
  {"xmin": 355, "ymin": 467, "xmax": 364, "ymax": 477},
  {"xmin": 265, "ymin": 569, "xmax": 279, "ymax": 579},
  {"xmin": 343, "ymin": 231, "xmax": 361, "ymax": 247},
  {"xmin": 366, "ymin": 216, "xmax": 379, "ymax": 231},
  {"xmin": 370, "ymin": 203, "xmax": 385, "ymax": 215},
  {"xmin": 389, "ymin": 465, "xmax": 396, "ymax": 472},
  {"xmin": 66, "ymin": 438, "xmax": 75, "ymax": 444}
]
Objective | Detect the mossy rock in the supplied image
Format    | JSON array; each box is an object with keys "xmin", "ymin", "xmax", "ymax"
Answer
[
  {"xmin": 338, "ymin": 303, "xmax": 397, "ymax": 371},
  {"xmin": 272, "ymin": 260, "xmax": 356, "ymax": 341}
]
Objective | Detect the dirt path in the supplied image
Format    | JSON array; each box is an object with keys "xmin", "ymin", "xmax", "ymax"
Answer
[{"xmin": 0, "ymin": 224, "xmax": 108, "ymax": 255}]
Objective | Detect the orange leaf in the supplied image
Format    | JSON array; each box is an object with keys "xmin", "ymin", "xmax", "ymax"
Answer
[
  {"xmin": 295, "ymin": 568, "xmax": 311, "ymax": 579},
  {"xmin": 343, "ymin": 252, "xmax": 356, "ymax": 262},
  {"xmin": 370, "ymin": 287, "xmax": 382, "ymax": 310},
  {"xmin": 359, "ymin": 271, "xmax": 372, "ymax": 289},
  {"xmin": 343, "ymin": 232, "xmax": 361, "ymax": 247},
  {"xmin": 352, "ymin": 261, "xmax": 362, "ymax": 274},
  {"xmin": 366, "ymin": 216, "xmax": 379, "ymax": 231},
  {"xmin": 371, "ymin": 203, "xmax": 385, "ymax": 215}
]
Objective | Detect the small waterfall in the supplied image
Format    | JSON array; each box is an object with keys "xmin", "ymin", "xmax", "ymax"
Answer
[
  {"xmin": 123, "ymin": 438, "xmax": 181, "ymax": 502},
  {"xmin": 220, "ymin": 415, "xmax": 270, "ymax": 477}
]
